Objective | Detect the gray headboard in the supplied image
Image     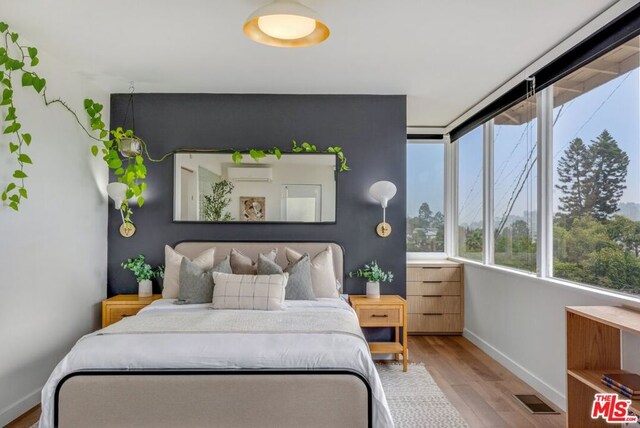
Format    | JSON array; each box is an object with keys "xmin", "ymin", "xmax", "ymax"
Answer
[{"xmin": 174, "ymin": 241, "xmax": 345, "ymax": 292}]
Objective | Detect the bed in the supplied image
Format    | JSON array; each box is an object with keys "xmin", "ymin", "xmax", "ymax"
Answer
[{"xmin": 38, "ymin": 242, "xmax": 394, "ymax": 428}]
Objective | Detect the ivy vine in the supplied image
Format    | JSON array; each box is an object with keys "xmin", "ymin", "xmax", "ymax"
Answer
[{"xmin": 0, "ymin": 20, "xmax": 350, "ymax": 220}]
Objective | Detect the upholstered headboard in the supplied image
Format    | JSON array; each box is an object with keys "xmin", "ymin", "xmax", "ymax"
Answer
[{"xmin": 174, "ymin": 241, "xmax": 345, "ymax": 292}]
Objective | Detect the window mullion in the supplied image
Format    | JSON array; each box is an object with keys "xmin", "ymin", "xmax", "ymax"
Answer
[
  {"xmin": 536, "ymin": 87, "xmax": 554, "ymax": 278},
  {"xmin": 445, "ymin": 136, "xmax": 458, "ymax": 256},
  {"xmin": 483, "ymin": 120, "xmax": 495, "ymax": 264}
]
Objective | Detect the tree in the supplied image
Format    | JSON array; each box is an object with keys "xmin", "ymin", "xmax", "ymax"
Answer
[
  {"xmin": 418, "ymin": 202, "xmax": 433, "ymax": 228},
  {"xmin": 587, "ymin": 130, "xmax": 629, "ymax": 220},
  {"xmin": 556, "ymin": 138, "xmax": 591, "ymax": 217},
  {"xmin": 607, "ymin": 215, "xmax": 640, "ymax": 257},
  {"xmin": 201, "ymin": 180, "xmax": 234, "ymax": 221}
]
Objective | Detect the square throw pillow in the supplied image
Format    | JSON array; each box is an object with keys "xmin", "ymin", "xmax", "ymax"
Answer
[
  {"xmin": 285, "ymin": 246, "xmax": 339, "ymax": 298},
  {"xmin": 284, "ymin": 254, "xmax": 316, "ymax": 301},
  {"xmin": 163, "ymin": 245, "xmax": 216, "ymax": 299},
  {"xmin": 257, "ymin": 253, "xmax": 316, "ymax": 300},
  {"xmin": 230, "ymin": 248, "xmax": 277, "ymax": 275},
  {"xmin": 174, "ymin": 258, "xmax": 214, "ymax": 305},
  {"xmin": 211, "ymin": 272, "xmax": 288, "ymax": 311}
]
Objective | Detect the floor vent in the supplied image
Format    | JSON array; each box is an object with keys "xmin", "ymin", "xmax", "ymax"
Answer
[{"xmin": 513, "ymin": 394, "xmax": 559, "ymax": 414}]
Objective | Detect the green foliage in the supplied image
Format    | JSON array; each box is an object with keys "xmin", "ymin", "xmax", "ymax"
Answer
[
  {"xmin": 407, "ymin": 201, "xmax": 444, "ymax": 252},
  {"xmin": 349, "ymin": 261, "xmax": 394, "ymax": 283},
  {"xmin": 556, "ymin": 130, "xmax": 629, "ymax": 221},
  {"xmin": 201, "ymin": 180, "xmax": 234, "ymax": 221},
  {"xmin": 84, "ymin": 99, "xmax": 148, "ymax": 219},
  {"xmin": 121, "ymin": 255, "xmax": 164, "ymax": 282},
  {"xmin": 0, "ymin": 21, "xmax": 44, "ymax": 211}
]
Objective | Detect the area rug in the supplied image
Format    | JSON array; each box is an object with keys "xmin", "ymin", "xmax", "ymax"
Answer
[{"xmin": 377, "ymin": 362, "xmax": 469, "ymax": 428}]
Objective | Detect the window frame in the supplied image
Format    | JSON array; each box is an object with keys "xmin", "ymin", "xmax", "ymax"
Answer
[{"xmin": 406, "ymin": 136, "xmax": 451, "ymax": 261}]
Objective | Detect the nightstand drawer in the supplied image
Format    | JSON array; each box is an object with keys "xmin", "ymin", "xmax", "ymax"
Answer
[
  {"xmin": 408, "ymin": 296, "xmax": 461, "ymax": 314},
  {"xmin": 408, "ymin": 313, "xmax": 463, "ymax": 333},
  {"xmin": 106, "ymin": 306, "xmax": 142, "ymax": 325},
  {"xmin": 407, "ymin": 266, "xmax": 461, "ymax": 282},
  {"xmin": 407, "ymin": 281, "xmax": 462, "ymax": 296},
  {"xmin": 357, "ymin": 306, "xmax": 403, "ymax": 327}
]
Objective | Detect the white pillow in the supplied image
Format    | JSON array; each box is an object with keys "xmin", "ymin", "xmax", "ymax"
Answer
[
  {"xmin": 285, "ymin": 246, "xmax": 339, "ymax": 298},
  {"xmin": 211, "ymin": 273, "xmax": 288, "ymax": 311},
  {"xmin": 163, "ymin": 245, "xmax": 216, "ymax": 299}
]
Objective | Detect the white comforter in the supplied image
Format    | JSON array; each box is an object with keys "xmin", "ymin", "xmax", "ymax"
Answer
[{"xmin": 38, "ymin": 298, "xmax": 394, "ymax": 428}]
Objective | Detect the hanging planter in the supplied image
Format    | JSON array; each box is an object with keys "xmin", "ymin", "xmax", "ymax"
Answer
[{"xmin": 119, "ymin": 137, "xmax": 142, "ymax": 158}]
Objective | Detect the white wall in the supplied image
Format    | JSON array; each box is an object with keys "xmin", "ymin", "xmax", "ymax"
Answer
[
  {"xmin": 459, "ymin": 260, "xmax": 640, "ymax": 411},
  {"xmin": 0, "ymin": 48, "xmax": 108, "ymax": 425}
]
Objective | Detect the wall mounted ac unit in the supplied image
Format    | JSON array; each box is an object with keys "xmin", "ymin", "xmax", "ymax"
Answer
[{"xmin": 227, "ymin": 167, "xmax": 273, "ymax": 182}]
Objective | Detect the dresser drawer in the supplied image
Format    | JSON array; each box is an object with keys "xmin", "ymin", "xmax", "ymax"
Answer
[
  {"xmin": 105, "ymin": 305, "xmax": 142, "ymax": 326},
  {"xmin": 407, "ymin": 281, "xmax": 462, "ymax": 296},
  {"xmin": 407, "ymin": 266, "xmax": 461, "ymax": 282},
  {"xmin": 408, "ymin": 313, "xmax": 463, "ymax": 333},
  {"xmin": 408, "ymin": 296, "xmax": 461, "ymax": 314},
  {"xmin": 356, "ymin": 306, "xmax": 403, "ymax": 327}
]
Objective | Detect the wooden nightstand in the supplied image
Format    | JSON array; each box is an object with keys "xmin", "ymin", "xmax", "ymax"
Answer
[
  {"xmin": 349, "ymin": 295, "xmax": 408, "ymax": 372},
  {"xmin": 101, "ymin": 294, "xmax": 161, "ymax": 328}
]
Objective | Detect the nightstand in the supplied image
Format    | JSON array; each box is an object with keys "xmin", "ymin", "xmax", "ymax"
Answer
[
  {"xmin": 349, "ymin": 295, "xmax": 408, "ymax": 372},
  {"xmin": 101, "ymin": 294, "xmax": 161, "ymax": 328}
]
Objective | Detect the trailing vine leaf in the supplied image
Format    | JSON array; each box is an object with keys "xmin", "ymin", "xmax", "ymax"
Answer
[
  {"xmin": 249, "ymin": 149, "xmax": 266, "ymax": 162},
  {"xmin": 268, "ymin": 147, "xmax": 282, "ymax": 159}
]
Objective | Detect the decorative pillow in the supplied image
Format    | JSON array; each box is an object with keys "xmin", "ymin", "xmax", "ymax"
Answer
[
  {"xmin": 257, "ymin": 253, "xmax": 316, "ymax": 301},
  {"xmin": 285, "ymin": 247, "xmax": 339, "ymax": 298},
  {"xmin": 211, "ymin": 272, "xmax": 288, "ymax": 310},
  {"xmin": 213, "ymin": 255, "xmax": 233, "ymax": 274},
  {"xmin": 174, "ymin": 258, "xmax": 214, "ymax": 305},
  {"xmin": 230, "ymin": 248, "xmax": 277, "ymax": 275},
  {"xmin": 163, "ymin": 245, "xmax": 216, "ymax": 299}
]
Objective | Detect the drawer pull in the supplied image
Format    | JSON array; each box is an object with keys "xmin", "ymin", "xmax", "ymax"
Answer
[
  {"xmin": 121, "ymin": 314, "xmax": 132, "ymax": 318},
  {"xmin": 422, "ymin": 267, "xmax": 442, "ymax": 269},
  {"xmin": 422, "ymin": 280, "xmax": 442, "ymax": 283},
  {"xmin": 422, "ymin": 295, "xmax": 442, "ymax": 297},
  {"xmin": 370, "ymin": 314, "xmax": 389, "ymax": 318},
  {"xmin": 422, "ymin": 313, "xmax": 443, "ymax": 316}
]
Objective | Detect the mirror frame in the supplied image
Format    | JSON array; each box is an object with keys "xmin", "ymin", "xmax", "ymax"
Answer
[{"xmin": 172, "ymin": 150, "xmax": 339, "ymax": 225}]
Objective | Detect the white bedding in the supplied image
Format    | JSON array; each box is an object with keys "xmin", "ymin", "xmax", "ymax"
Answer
[{"xmin": 38, "ymin": 298, "xmax": 394, "ymax": 428}]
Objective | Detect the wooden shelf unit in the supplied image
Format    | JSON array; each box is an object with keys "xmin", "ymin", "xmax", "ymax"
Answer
[{"xmin": 566, "ymin": 306, "xmax": 640, "ymax": 427}]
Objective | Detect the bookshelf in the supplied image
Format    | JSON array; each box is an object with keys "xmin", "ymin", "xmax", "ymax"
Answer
[{"xmin": 566, "ymin": 306, "xmax": 640, "ymax": 427}]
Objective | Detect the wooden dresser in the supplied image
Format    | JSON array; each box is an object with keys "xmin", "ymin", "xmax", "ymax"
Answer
[{"xmin": 406, "ymin": 261, "xmax": 464, "ymax": 334}]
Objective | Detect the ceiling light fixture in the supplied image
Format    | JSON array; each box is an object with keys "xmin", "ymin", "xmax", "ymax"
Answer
[{"xmin": 244, "ymin": 0, "xmax": 330, "ymax": 48}]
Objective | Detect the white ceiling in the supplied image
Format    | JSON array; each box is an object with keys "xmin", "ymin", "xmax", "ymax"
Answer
[{"xmin": 3, "ymin": 0, "xmax": 618, "ymax": 126}]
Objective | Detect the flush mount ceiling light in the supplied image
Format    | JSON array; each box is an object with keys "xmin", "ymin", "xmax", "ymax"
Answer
[{"xmin": 243, "ymin": 0, "xmax": 330, "ymax": 48}]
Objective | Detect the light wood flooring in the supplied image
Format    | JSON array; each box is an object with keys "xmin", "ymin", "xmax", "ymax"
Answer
[{"xmin": 5, "ymin": 336, "xmax": 565, "ymax": 428}]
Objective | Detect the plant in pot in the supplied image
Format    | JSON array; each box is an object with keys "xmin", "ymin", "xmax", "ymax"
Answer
[
  {"xmin": 349, "ymin": 261, "xmax": 394, "ymax": 299},
  {"xmin": 121, "ymin": 255, "xmax": 164, "ymax": 297}
]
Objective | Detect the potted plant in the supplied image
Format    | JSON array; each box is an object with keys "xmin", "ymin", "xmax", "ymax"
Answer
[
  {"xmin": 349, "ymin": 261, "xmax": 394, "ymax": 299},
  {"xmin": 121, "ymin": 255, "xmax": 164, "ymax": 297}
]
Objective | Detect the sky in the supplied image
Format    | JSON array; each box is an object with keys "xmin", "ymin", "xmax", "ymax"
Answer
[
  {"xmin": 407, "ymin": 143, "xmax": 444, "ymax": 217},
  {"xmin": 455, "ymin": 63, "xmax": 640, "ymax": 227}
]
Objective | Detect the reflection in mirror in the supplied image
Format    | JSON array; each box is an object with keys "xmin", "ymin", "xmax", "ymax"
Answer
[{"xmin": 174, "ymin": 153, "xmax": 336, "ymax": 223}]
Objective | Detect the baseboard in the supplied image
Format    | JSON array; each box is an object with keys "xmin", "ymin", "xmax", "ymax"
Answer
[
  {"xmin": 463, "ymin": 328, "xmax": 567, "ymax": 411},
  {"xmin": 0, "ymin": 387, "xmax": 41, "ymax": 427}
]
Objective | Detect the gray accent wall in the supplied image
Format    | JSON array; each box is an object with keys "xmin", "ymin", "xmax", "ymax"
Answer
[{"xmin": 108, "ymin": 94, "xmax": 406, "ymax": 297}]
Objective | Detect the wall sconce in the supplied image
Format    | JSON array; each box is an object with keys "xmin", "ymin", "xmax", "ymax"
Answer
[
  {"xmin": 369, "ymin": 181, "xmax": 397, "ymax": 237},
  {"xmin": 106, "ymin": 182, "xmax": 136, "ymax": 238}
]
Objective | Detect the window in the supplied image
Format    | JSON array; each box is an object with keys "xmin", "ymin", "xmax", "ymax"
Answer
[
  {"xmin": 407, "ymin": 141, "xmax": 445, "ymax": 252},
  {"xmin": 458, "ymin": 126, "xmax": 483, "ymax": 260},
  {"xmin": 552, "ymin": 35, "xmax": 640, "ymax": 296},
  {"xmin": 493, "ymin": 98, "xmax": 537, "ymax": 272}
]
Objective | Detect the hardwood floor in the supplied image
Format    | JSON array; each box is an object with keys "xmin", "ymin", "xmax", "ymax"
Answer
[
  {"xmin": 5, "ymin": 336, "xmax": 565, "ymax": 428},
  {"xmin": 4, "ymin": 404, "xmax": 39, "ymax": 428},
  {"xmin": 408, "ymin": 335, "xmax": 565, "ymax": 428}
]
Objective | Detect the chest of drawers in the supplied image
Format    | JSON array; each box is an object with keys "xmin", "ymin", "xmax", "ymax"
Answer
[{"xmin": 406, "ymin": 261, "xmax": 464, "ymax": 334}]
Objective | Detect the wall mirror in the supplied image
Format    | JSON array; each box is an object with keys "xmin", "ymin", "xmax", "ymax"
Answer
[{"xmin": 174, "ymin": 152, "xmax": 337, "ymax": 223}]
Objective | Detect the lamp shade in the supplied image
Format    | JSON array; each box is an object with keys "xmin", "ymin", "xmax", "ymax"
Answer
[
  {"xmin": 369, "ymin": 181, "xmax": 397, "ymax": 209},
  {"xmin": 106, "ymin": 182, "xmax": 128, "ymax": 209},
  {"xmin": 244, "ymin": 0, "xmax": 330, "ymax": 48}
]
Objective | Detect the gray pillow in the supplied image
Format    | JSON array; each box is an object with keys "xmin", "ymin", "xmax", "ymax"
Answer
[
  {"xmin": 255, "ymin": 254, "xmax": 315, "ymax": 300},
  {"xmin": 230, "ymin": 248, "xmax": 277, "ymax": 275},
  {"xmin": 174, "ymin": 258, "xmax": 214, "ymax": 305},
  {"xmin": 212, "ymin": 256, "xmax": 233, "ymax": 274},
  {"xmin": 284, "ymin": 254, "xmax": 316, "ymax": 300}
]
